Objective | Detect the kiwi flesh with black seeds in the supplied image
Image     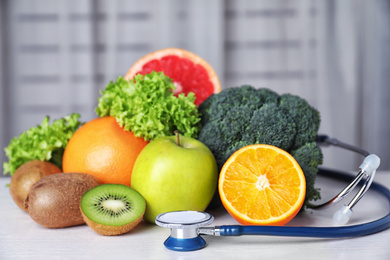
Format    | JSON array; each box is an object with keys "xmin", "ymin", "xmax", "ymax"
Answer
[{"xmin": 80, "ymin": 184, "xmax": 146, "ymax": 236}]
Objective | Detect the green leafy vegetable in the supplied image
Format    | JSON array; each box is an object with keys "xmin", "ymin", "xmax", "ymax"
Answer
[
  {"xmin": 96, "ymin": 71, "xmax": 201, "ymax": 141},
  {"xmin": 3, "ymin": 113, "xmax": 82, "ymax": 176}
]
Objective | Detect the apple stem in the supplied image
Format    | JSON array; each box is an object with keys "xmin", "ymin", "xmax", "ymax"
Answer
[{"xmin": 174, "ymin": 130, "xmax": 181, "ymax": 146}]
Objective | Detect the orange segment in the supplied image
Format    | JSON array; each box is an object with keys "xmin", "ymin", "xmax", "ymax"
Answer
[
  {"xmin": 124, "ymin": 48, "xmax": 222, "ymax": 105},
  {"xmin": 219, "ymin": 144, "xmax": 306, "ymax": 226}
]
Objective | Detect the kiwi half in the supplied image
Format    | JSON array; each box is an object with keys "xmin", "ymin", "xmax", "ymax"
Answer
[{"xmin": 80, "ymin": 184, "xmax": 146, "ymax": 236}]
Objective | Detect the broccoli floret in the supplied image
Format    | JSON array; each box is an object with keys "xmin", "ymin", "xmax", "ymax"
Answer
[
  {"xmin": 198, "ymin": 85, "xmax": 323, "ymax": 207},
  {"xmin": 197, "ymin": 122, "xmax": 227, "ymax": 168},
  {"xmin": 199, "ymin": 86, "xmax": 279, "ymax": 125},
  {"xmin": 198, "ymin": 105, "xmax": 254, "ymax": 168},
  {"xmin": 243, "ymin": 103, "xmax": 296, "ymax": 151},
  {"xmin": 279, "ymin": 94, "xmax": 320, "ymax": 150},
  {"xmin": 213, "ymin": 85, "xmax": 277, "ymax": 108},
  {"xmin": 291, "ymin": 142, "xmax": 323, "ymax": 204}
]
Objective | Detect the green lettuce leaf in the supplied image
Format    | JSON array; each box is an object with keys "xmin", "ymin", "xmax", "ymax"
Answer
[
  {"xmin": 3, "ymin": 113, "xmax": 82, "ymax": 175},
  {"xmin": 96, "ymin": 71, "xmax": 201, "ymax": 141}
]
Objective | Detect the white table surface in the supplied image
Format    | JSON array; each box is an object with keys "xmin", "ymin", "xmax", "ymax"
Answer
[{"xmin": 1, "ymin": 169, "xmax": 390, "ymax": 260}]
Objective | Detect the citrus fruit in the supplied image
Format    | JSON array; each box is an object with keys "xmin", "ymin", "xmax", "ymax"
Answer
[
  {"xmin": 62, "ymin": 116, "xmax": 148, "ymax": 186},
  {"xmin": 124, "ymin": 47, "xmax": 222, "ymax": 106},
  {"xmin": 219, "ymin": 144, "xmax": 306, "ymax": 226}
]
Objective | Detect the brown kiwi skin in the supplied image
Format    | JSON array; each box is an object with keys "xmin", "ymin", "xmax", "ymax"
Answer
[
  {"xmin": 9, "ymin": 160, "xmax": 62, "ymax": 212},
  {"xmin": 25, "ymin": 172, "xmax": 101, "ymax": 228},
  {"xmin": 81, "ymin": 210, "xmax": 145, "ymax": 236}
]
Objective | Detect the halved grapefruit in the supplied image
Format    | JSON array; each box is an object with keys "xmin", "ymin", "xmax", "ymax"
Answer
[{"xmin": 124, "ymin": 48, "xmax": 222, "ymax": 105}]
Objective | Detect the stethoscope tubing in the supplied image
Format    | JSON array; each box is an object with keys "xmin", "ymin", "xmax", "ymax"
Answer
[
  {"xmin": 216, "ymin": 168, "xmax": 390, "ymax": 238},
  {"xmin": 156, "ymin": 168, "xmax": 390, "ymax": 251}
]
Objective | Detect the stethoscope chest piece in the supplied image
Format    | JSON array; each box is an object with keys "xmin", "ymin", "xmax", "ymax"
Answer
[{"xmin": 155, "ymin": 211, "xmax": 214, "ymax": 251}]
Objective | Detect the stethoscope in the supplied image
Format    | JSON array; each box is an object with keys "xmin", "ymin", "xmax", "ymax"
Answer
[{"xmin": 155, "ymin": 135, "xmax": 390, "ymax": 251}]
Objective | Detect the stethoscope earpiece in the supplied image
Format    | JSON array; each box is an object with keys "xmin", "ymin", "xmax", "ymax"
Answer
[{"xmin": 333, "ymin": 205, "xmax": 353, "ymax": 226}]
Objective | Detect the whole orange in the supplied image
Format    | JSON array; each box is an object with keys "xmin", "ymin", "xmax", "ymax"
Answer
[{"xmin": 62, "ymin": 116, "xmax": 148, "ymax": 186}]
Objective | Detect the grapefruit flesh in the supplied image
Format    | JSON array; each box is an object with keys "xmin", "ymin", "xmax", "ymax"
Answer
[{"xmin": 124, "ymin": 48, "xmax": 222, "ymax": 105}]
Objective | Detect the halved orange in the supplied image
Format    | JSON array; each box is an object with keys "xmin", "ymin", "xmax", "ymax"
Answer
[
  {"xmin": 124, "ymin": 48, "xmax": 222, "ymax": 105},
  {"xmin": 219, "ymin": 144, "xmax": 306, "ymax": 226}
]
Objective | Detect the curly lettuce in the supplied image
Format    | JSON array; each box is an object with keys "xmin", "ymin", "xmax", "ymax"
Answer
[
  {"xmin": 3, "ymin": 113, "xmax": 82, "ymax": 175},
  {"xmin": 96, "ymin": 71, "xmax": 201, "ymax": 141}
]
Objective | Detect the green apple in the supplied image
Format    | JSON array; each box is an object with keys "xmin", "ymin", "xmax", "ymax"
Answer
[{"xmin": 131, "ymin": 132, "xmax": 218, "ymax": 223}]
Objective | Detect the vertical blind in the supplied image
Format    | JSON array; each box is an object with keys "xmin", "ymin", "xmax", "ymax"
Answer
[{"xmin": 1, "ymin": 0, "xmax": 389, "ymax": 173}]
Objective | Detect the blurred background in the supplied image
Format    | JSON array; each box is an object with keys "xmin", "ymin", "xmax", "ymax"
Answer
[{"xmin": 1, "ymin": 0, "xmax": 389, "ymax": 175}]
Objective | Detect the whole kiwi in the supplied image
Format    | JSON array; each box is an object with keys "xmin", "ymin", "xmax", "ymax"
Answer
[
  {"xmin": 25, "ymin": 172, "xmax": 101, "ymax": 228},
  {"xmin": 9, "ymin": 160, "xmax": 62, "ymax": 212}
]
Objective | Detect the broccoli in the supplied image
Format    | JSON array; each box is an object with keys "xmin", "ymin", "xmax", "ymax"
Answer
[
  {"xmin": 199, "ymin": 86, "xmax": 279, "ymax": 125},
  {"xmin": 279, "ymin": 94, "xmax": 320, "ymax": 150},
  {"xmin": 290, "ymin": 142, "xmax": 323, "ymax": 205},
  {"xmin": 243, "ymin": 103, "xmax": 297, "ymax": 151},
  {"xmin": 198, "ymin": 85, "xmax": 322, "ymax": 207}
]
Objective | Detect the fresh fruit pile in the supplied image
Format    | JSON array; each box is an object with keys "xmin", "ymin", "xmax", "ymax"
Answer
[{"xmin": 3, "ymin": 47, "xmax": 322, "ymax": 236}]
